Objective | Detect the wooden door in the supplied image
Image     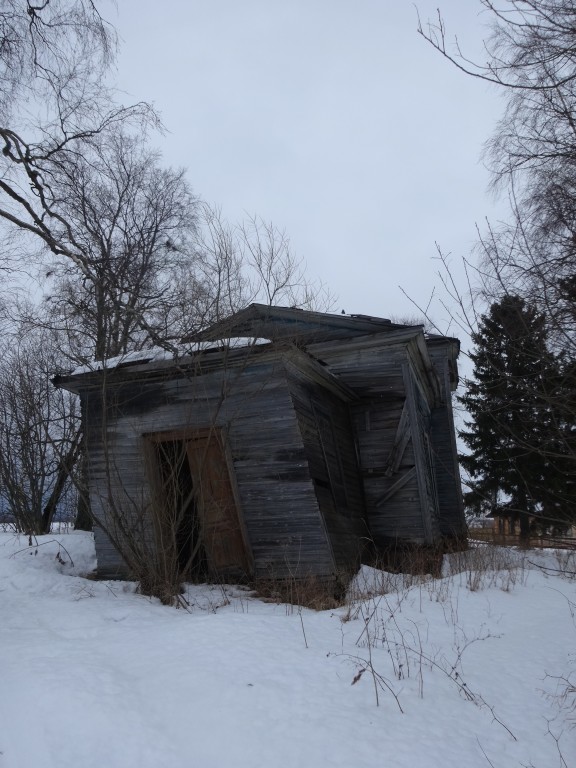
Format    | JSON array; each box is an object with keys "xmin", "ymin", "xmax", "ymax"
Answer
[{"xmin": 185, "ymin": 435, "xmax": 251, "ymax": 578}]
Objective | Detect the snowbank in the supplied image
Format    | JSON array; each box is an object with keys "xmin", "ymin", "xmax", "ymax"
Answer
[{"xmin": 0, "ymin": 531, "xmax": 574, "ymax": 768}]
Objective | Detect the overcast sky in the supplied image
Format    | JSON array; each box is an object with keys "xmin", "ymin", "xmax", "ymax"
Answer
[{"xmin": 113, "ymin": 1, "xmax": 505, "ymax": 332}]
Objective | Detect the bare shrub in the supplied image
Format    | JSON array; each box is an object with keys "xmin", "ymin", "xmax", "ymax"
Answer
[
  {"xmin": 337, "ymin": 576, "xmax": 513, "ymax": 730},
  {"xmin": 443, "ymin": 543, "xmax": 528, "ymax": 592},
  {"xmin": 554, "ymin": 549, "xmax": 576, "ymax": 581},
  {"xmin": 253, "ymin": 572, "xmax": 344, "ymax": 612}
]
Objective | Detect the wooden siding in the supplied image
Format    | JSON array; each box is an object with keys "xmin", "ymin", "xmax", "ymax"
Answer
[
  {"xmin": 308, "ymin": 337, "xmax": 413, "ymax": 399},
  {"xmin": 54, "ymin": 308, "xmax": 467, "ymax": 579},
  {"xmin": 82, "ymin": 355, "xmax": 337, "ymax": 580},
  {"xmin": 92, "ymin": 524, "xmax": 128, "ymax": 579},
  {"xmin": 427, "ymin": 350, "xmax": 466, "ymax": 539},
  {"xmin": 286, "ymin": 371, "xmax": 368, "ymax": 572},
  {"xmin": 403, "ymin": 363, "xmax": 441, "ymax": 546},
  {"xmin": 351, "ymin": 396, "xmax": 426, "ymax": 545},
  {"xmin": 310, "ymin": 335, "xmax": 442, "ymax": 547}
]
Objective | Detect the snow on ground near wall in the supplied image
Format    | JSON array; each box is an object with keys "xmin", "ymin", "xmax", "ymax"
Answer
[{"xmin": 0, "ymin": 532, "xmax": 575, "ymax": 768}]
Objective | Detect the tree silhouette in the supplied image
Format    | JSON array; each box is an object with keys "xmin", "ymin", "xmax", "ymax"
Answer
[{"xmin": 459, "ymin": 295, "xmax": 569, "ymax": 540}]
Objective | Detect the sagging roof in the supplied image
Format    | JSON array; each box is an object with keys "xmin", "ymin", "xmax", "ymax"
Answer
[
  {"xmin": 185, "ymin": 303, "xmax": 408, "ymax": 343},
  {"xmin": 53, "ymin": 305, "xmax": 461, "ymax": 394},
  {"xmin": 186, "ymin": 304, "xmax": 460, "ymax": 388},
  {"xmin": 52, "ymin": 338, "xmax": 358, "ymax": 401}
]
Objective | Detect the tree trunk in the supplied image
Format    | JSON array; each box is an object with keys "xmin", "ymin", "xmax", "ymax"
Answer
[
  {"xmin": 518, "ymin": 493, "xmax": 531, "ymax": 547},
  {"xmin": 41, "ymin": 429, "xmax": 83, "ymax": 533},
  {"xmin": 73, "ymin": 447, "xmax": 93, "ymax": 531},
  {"xmin": 519, "ymin": 511, "xmax": 530, "ymax": 546}
]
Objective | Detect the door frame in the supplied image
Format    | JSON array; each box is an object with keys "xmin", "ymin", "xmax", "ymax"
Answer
[{"xmin": 143, "ymin": 426, "xmax": 253, "ymax": 578}]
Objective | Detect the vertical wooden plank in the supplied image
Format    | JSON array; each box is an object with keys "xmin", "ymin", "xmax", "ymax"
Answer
[
  {"xmin": 186, "ymin": 435, "xmax": 251, "ymax": 577},
  {"xmin": 402, "ymin": 363, "xmax": 439, "ymax": 546}
]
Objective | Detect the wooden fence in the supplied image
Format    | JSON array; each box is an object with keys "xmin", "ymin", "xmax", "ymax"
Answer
[{"xmin": 470, "ymin": 528, "xmax": 576, "ymax": 550}]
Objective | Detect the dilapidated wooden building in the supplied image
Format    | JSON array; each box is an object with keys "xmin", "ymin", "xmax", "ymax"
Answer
[{"xmin": 54, "ymin": 305, "xmax": 465, "ymax": 582}]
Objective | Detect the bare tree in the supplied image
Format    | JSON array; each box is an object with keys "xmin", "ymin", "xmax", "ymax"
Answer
[
  {"xmin": 0, "ymin": 3, "xmax": 336, "ymax": 551},
  {"xmin": 1, "ymin": 1, "xmax": 114, "ymax": 115},
  {"xmin": 9, "ymin": 129, "xmax": 201, "ymax": 531},
  {"xmin": 34, "ymin": 163, "xmax": 331, "ymax": 368},
  {"xmin": 40, "ymin": 130, "xmax": 199, "ymax": 362},
  {"xmin": 414, "ymin": 2, "xmax": 576, "ymax": 530},
  {"xmin": 239, "ymin": 215, "xmax": 335, "ymax": 309},
  {"xmin": 417, "ymin": 2, "xmax": 576, "ymax": 91},
  {"xmin": 0, "ymin": 327, "xmax": 80, "ymax": 534},
  {"xmin": 418, "ymin": 2, "xmax": 576, "ymax": 342},
  {"xmin": 191, "ymin": 205, "xmax": 335, "ymax": 325},
  {"xmin": 0, "ymin": 1, "xmax": 155, "ymax": 283},
  {"xmin": 178, "ymin": 204, "xmax": 247, "ymax": 330}
]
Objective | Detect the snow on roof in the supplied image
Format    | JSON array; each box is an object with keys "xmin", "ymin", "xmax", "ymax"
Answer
[{"xmin": 69, "ymin": 338, "xmax": 271, "ymax": 376}]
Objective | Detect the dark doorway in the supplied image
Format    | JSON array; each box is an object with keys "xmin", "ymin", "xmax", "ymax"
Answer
[
  {"xmin": 148, "ymin": 430, "xmax": 251, "ymax": 582},
  {"xmin": 154, "ymin": 439, "xmax": 208, "ymax": 580}
]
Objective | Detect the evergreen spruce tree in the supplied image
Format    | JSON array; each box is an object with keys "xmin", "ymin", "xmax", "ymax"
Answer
[{"xmin": 459, "ymin": 295, "xmax": 561, "ymax": 541}]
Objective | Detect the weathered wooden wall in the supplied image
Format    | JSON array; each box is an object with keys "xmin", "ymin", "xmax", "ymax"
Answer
[
  {"xmin": 350, "ymin": 395, "xmax": 423, "ymax": 545},
  {"xmin": 427, "ymin": 346, "xmax": 466, "ymax": 540},
  {"xmin": 82, "ymin": 352, "xmax": 337, "ymax": 579},
  {"xmin": 309, "ymin": 333, "xmax": 441, "ymax": 547},
  {"xmin": 286, "ymin": 368, "xmax": 368, "ymax": 572},
  {"xmin": 403, "ymin": 363, "xmax": 442, "ymax": 545},
  {"xmin": 58, "ymin": 310, "xmax": 466, "ymax": 581}
]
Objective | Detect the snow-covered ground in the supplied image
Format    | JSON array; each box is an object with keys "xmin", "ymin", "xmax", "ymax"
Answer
[{"xmin": 0, "ymin": 531, "xmax": 574, "ymax": 768}]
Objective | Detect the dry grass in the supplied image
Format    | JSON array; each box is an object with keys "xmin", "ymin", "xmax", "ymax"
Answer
[
  {"xmin": 251, "ymin": 541, "xmax": 533, "ymax": 615},
  {"xmin": 252, "ymin": 572, "xmax": 345, "ymax": 612}
]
